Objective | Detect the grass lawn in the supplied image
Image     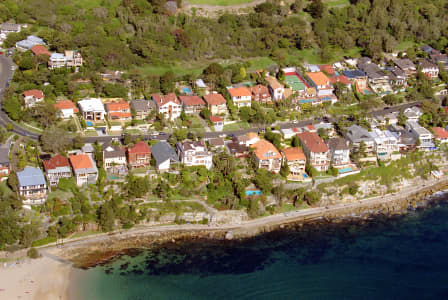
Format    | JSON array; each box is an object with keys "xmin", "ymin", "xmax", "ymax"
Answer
[
  {"xmin": 0, "ymin": 180, "xmax": 12, "ymax": 196},
  {"xmin": 48, "ymin": 189, "xmax": 73, "ymax": 201},
  {"xmin": 125, "ymin": 129, "xmax": 142, "ymax": 135},
  {"xmin": 70, "ymin": 231, "xmax": 101, "ymax": 239},
  {"xmin": 137, "ymin": 64, "xmax": 203, "ymax": 77},
  {"xmin": 188, "ymin": 0, "xmax": 255, "ymax": 5},
  {"xmin": 84, "ymin": 130, "xmax": 98, "ymax": 137},
  {"xmin": 327, "ymin": 103, "xmax": 361, "ymax": 116},
  {"xmin": 246, "ymin": 57, "xmax": 277, "ymax": 71},
  {"xmin": 286, "ymin": 47, "xmax": 362, "ymax": 65},
  {"xmin": 223, "ymin": 121, "xmax": 249, "ymax": 131},
  {"xmin": 325, "ymin": 0, "xmax": 350, "ymax": 8},
  {"xmin": 396, "ymin": 40, "xmax": 417, "ymax": 51}
]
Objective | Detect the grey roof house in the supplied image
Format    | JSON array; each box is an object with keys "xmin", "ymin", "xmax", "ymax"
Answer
[
  {"xmin": 344, "ymin": 125, "xmax": 375, "ymax": 153},
  {"xmin": 102, "ymin": 142, "xmax": 127, "ymax": 174},
  {"xmin": 130, "ymin": 100, "xmax": 154, "ymax": 120},
  {"xmin": 151, "ymin": 141, "xmax": 179, "ymax": 172},
  {"xmin": 17, "ymin": 167, "xmax": 47, "ymax": 205}
]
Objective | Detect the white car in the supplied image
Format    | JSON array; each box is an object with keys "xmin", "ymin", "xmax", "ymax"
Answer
[{"xmin": 10, "ymin": 66, "xmax": 15, "ymax": 71}]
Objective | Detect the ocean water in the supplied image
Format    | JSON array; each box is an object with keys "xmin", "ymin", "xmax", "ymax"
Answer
[{"xmin": 74, "ymin": 196, "xmax": 448, "ymax": 300}]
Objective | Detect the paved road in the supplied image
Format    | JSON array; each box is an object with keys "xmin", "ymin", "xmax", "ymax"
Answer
[
  {"xmin": 0, "ymin": 56, "xmax": 40, "ymax": 140},
  {"xmin": 0, "ymin": 54, "xmax": 423, "ymax": 144}
]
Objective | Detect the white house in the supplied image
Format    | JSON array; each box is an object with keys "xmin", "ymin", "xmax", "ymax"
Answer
[
  {"xmin": 266, "ymin": 76, "xmax": 285, "ymax": 101},
  {"xmin": 54, "ymin": 100, "xmax": 78, "ymax": 119},
  {"xmin": 23, "ymin": 89, "xmax": 44, "ymax": 108},
  {"xmin": 151, "ymin": 141, "xmax": 179, "ymax": 172},
  {"xmin": 371, "ymin": 129, "xmax": 399, "ymax": 159},
  {"xmin": 49, "ymin": 53, "xmax": 66, "ymax": 69},
  {"xmin": 102, "ymin": 143, "xmax": 127, "ymax": 174},
  {"xmin": 176, "ymin": 141, "xmax": 213, "ymax": 169},
  {"xmin": 152, "ymin": 93, "xmax": 182, "ymax": 121},
  {"xmin": 78, "ymin": 98, "xmax": 106, "ymax": 122},
  {"xmin": 406, "ymin": 120, "xmax": 434, "ymax": 151},
  {"xmin": 227, "ymin": 87, "xmax": 251, "ymax": 108},
  {"xmin": 326, "ymin": 138, "xmax": 351, "ymax": 166}
]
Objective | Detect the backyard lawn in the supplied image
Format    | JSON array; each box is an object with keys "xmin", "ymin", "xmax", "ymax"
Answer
[
  {"xmin": 187, "ymin": 0, "xmax": 255, "ymax": 5},
  {"xmin": 223, "ymin": 121, "xmax": 250, "ymax": 131}
]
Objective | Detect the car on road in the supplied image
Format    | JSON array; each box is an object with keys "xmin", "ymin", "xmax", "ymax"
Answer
[{"xmin": 10, "ymin": 66, "xmax": 15, "ymax": 71}]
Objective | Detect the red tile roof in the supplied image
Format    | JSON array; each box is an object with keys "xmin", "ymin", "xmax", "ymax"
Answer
[
  {"xmin": 282, "ymin": 147, "xmax": 306, "ymax": 161},
  {"xmin": 152, "ymin": 93, "xmax": 180, "ymax": 106},
  {"xmin": 30, "ymin": 45, "xmax": 50, "ymax": 56},
  {"xmin": 329, "ymin": 75, "xmax": 351, "ymax": 85},
  {"xmin": 106, "ymin": 100, "xmax": 130, "ymax": 111},
  {"xmin": 128, "ymin": 141, "xmax": 151, "ymax": 154},
  {"xmin": 250, "ymin": 84, "xmax": 269, "ymax": 95},
  {"xmin": 432, "ymin": 127, "xmax": 448, "ymax": 139},
  {"xmin": 297, "ymin": 131, "xmax": 329, "ymax": 153},
  {"xmin": 179, "ymin": 95, "xmax": 205, "ymax": 106},
  {"xmin": 227, "ymin": 87, "xmax": 251, "ymax": 98},
  {"xmin": 251, "ymin": 139, "xmax": 282, "ymax": 161},
  {"xmin": 23, "ymin": 89, "xmax": 44, "ymax": 99},
  {"xmin": 209, "ymin": 115, "xmax": 223, "ymax": 123},
  {"xmin": 319, "ymin": 65, "xmax": 336, "ymax": 76},
  {"xmin": 203, "ymin": 93, "xmax": 226, "ymax": 105},
  {"xmin": 69, "ymin": 154, "xmax": 93, "ymax": 170},
  {"xmin": 443, "ymin": 107, "xmax": 448, "ymax": 115},
  {"xmin": 43, "ymin": 155, "xmax": 70, "ymax": 171},
  {"xmin": 54, "ymin": 100, "xmax": 78, "ymax": 112}
]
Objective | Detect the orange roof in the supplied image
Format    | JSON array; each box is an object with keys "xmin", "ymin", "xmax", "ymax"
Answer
[
  {"xmin": 282, "ymin": 147, "xmax": 306, "ymax": 161},
  {"xmin": 54, "ymin": 100, "xmax": 78, "ymax": 112},
  {"xmin": 306, "ymin": 72, "xmax": 330, "ymax": 86},
  {"xmin": 203, "ymin": 93, "xmax": 226, "ymax": 105},
  {"xmin": 43, "ymin": 155, "xmax": 70, "ymax": 171},
  {"xmin": 69, "ymin": 154, "xmax": 93, "ymax": 170},
  {"xmin": 329, "ymin": 75, "xmax": 351, "ymax": 85},
  {"xmin": 432, "ymin": 127, "xmax": 448, "ymax": 139},
  {"xmin": 444, "ymin": 107, "xmax": 448, "ymax": 115},
  {"xmin": 106, "ymin": 100, "xmax": 130, "ymax": 112},
  {"xmin": 209, "ymin": 115, "xmax": 223, "ymax": 123},
  {"xmin": 227, "ymin": 87, "xmax": 251, "ymax": 98},
  {"xmin": 30, "ymin": 45, "xmax": 50, "ymax": 56},
  {"xmin": 23, "ymin": 89, "xmax": 44, "ymax": 99},
  {"xmin": 128, "ymin": 141, "xmax": 151, "ymax": 154},
  {"xmin": 179, "ymin": 95, "xmax": 205, "ymax": 106},
  {"xmin": 319, "ymin": 65, "xmax": 336, "ymax": 76},
  {"xmin": 251, "ymin": 139, "xmax": 282, "ymax": 161}
]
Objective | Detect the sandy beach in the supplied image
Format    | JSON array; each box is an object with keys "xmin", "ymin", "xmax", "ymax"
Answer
[{"xmin": 0, "ymin": 256, "xmax": 72, "ymax": 300}]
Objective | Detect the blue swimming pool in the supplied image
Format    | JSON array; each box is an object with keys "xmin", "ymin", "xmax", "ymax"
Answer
[
  {"xmin": 339, "ymin": 167, "xmax": 354, "ymax": 173},
  {"xmin": 182, "ymin": 87, "xmax": 192, "ymax": 94},
  {"xmin": 302, "ymin": 174, "xmax": 309, "ymax": 178},
  {"xmin": 86, "ymin": 121, "xmax": 94, "ymax": 127},
  {"xmin": 246, "ymin": 190, "xmax": 262, "ymax": 196}
]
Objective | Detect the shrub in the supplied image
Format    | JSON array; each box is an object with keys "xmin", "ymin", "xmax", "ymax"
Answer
[{"xmin": 27, "ymin": 247, "xmax": 40, "ymax": 259}]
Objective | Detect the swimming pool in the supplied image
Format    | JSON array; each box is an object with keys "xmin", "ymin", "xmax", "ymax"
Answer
[
  {"xmin": 182, "ymin": 87, "xmax": 192, "ymax": 94},
  {"xmin": 86, "ymin": 121, "xmax": 94, "ymax": 127},
  {"xmin": 302, "ymin": 174, "xmax": 309, "ymax": 178},
  {"xmin": 246, "ymin": 190, "xmax": 262, "ymax": 196},
  {"xmin": 338, "ymin": 167, "xmax": 354, "ymax": 173}
]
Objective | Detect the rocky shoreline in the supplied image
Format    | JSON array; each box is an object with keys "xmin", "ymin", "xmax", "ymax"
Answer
[{"xmin": 50, "ymin": 178, "xmax": 448, "ymax": 269}]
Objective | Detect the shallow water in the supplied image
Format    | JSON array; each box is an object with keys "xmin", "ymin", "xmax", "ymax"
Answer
[{"xmin": 75, "ymin": 196, "xmax": 448, "ymax": 300}]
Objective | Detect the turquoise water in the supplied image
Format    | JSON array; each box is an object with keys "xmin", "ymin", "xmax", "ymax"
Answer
[
  {"xmin": 182, "ymin": 87, "xmax": 191, "ymax": 94},
  {"xmin": 86, "ymin": 121, "xmax": 94, "ymax": 126},
  {"xmin": 338, "ymin": 167, "xmax": 354, "ymax": 173},
  {"xmin": 75, "ymin": 195, "xmax": 448, "ymax": 300},
  {"xmin": 245, "ymin": 190, "xmax": 262, "ymax": 196}
]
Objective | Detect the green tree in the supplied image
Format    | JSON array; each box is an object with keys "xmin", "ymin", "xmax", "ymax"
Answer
[
  {"xmin": 41, "ymin": 127, "xmax": 73, "ymax": 153},
  {"xmin": 291, "ymin": 135, "xmax": 300, "ymax": 147},
  {"xmin": 304, "ymin": 191, "xmax": 320, "ymax": 206},
  {"xmin": 98, "ymin": 202, "xmax": 116, "ymax": 232},
  {"xmin": 253, "ymin": 168, "xmax": 273, "ymax": 194},
  {"xmin": 280, "ymin": 161, "xmax": 290, "ymax": 178},
  {"xmin": 3, "ymin": 97, "xmax": 22, "ymax": 121}
]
